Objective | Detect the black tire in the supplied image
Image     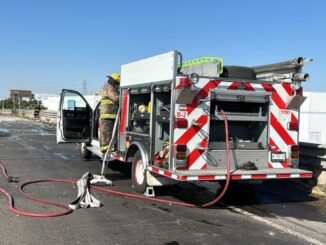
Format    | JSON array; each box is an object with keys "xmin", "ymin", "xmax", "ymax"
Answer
[
  {"xmin": 80, "ymin": 143, "xmax": 92, "ymax": 160},
  {"xmin": 131, "ymin": 151, "xmax": 148, "ymax": 194},
  {"xmin": 221, "ymin": 66, "xmax": 256, "ymax": 80}
]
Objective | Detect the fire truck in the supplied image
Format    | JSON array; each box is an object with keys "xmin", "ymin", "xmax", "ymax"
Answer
[{"xmin": 56, "ymin": 51, "xmax": 312, "ymax": 195}]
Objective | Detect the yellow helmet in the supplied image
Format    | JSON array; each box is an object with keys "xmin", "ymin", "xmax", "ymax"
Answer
[{"xmin": 110, "ymin": 73, "xmax": 120, "ymax": 83}]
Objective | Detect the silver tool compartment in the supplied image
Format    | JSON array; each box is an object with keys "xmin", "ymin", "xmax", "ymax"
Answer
[{"xmin": 208, "ymin": 89, "xmax": 271, "ymax": 169}]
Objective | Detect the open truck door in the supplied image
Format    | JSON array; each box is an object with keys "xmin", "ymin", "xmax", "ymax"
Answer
[{"xmin": 57, "ymin": 89, "xmax": 92, "ymax": 143}]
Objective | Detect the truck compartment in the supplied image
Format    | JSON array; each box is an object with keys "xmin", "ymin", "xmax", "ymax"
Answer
[
  {"xmin": 208, "ymin": 90, "xmax": 270, "ymax": 169},
  {"xmin": 207, "ymin": 149, "xmax": 269, "ymax": 170},
  {"xmin": 153, "ymin": 91, "xmax": 171, "ymax": 157},
  {"xmin": 128, "ymin": 93, "xmax": 151, "ymax": 134}
]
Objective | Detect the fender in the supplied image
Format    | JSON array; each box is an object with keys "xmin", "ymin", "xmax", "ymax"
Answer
[{"xmin": 127, "ymin": 141, "xmax": 149, "ymax": 167}]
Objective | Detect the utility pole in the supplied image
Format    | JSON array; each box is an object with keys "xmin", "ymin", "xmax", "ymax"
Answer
[
  {"xmin": 82, "ymin": 76, "xmax": 88, "ymax": 95},
  {"xmin": 18, "ymin": 92, "xmax": 20, "ymax": 110}
]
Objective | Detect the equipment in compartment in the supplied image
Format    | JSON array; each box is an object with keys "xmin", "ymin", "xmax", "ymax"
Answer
[
  {"xmin": 154, "ymin": 139, "xmax": 169, "ymax": 169},
  {"xmin": 180, "ymin": 57, "xmax": 224, "ymax": 77},
  {"xmin": 130, "ymin": 97, "xmax": 151, "ymax": 134},
  {"xmin": 209, "ymin": 89, "xmax": 270, "ymax": 151}
]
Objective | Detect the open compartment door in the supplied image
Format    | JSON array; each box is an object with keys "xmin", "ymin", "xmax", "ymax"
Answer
[{"xmin": 56, "ymin": 89, "xmax": 92, "ymax": 143}]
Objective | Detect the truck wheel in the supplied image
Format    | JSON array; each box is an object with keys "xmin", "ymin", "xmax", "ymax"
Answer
[
  {"xmin": 132, "ymin": 151, "xmax": 148, "ymax": 194},
  {"xmin": 80, "ymin": 143, "xmax": 92, "ymax": 160},
  {"xmin": 221, "ymin": 66, "xmax": 256, "ymax": 80}
]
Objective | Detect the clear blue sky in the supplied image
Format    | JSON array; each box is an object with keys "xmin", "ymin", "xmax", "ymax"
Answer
[{"xmin": 0, "ymin": 0, "xmax": 325, "ymax": 99}]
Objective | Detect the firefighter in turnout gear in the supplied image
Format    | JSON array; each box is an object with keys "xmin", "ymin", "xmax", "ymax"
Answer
[
  {"xmin": 99, "ymin": 73, "xmax": 120, "ymax": 152},
  {"xmin": 34, "ymin": 104, "xmax": 41, "ymax": 119}
]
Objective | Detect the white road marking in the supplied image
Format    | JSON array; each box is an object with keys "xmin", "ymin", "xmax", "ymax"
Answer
[
  {"xmin": 53, "ymin": 153, "xmax": 69, "ymax": 160},
  {"xmin": 227, "ymin": 205, "xmax": 325, "ymax": 245},
  {"xmin": 7, "ymin": 137, "xmax": 36, "ymax": 150}
]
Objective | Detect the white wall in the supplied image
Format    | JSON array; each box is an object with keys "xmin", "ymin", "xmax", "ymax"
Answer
[
  {"xmin": 300, "ymin": 92, "xmax": 326, "ymax": 144},
  {"xmin": 35, "ymin": 93, "xmax": 101, "ymax": 111}
]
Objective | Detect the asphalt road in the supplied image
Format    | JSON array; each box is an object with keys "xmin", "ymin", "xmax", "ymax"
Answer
[{"xmin": 0, "ymin": 115, "xmax": 325, "ymax": 245}]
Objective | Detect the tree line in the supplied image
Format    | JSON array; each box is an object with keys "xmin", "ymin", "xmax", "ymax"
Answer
[{"xmin": 0, "ymin": 98, "xmax": 47, "ymax": 110}]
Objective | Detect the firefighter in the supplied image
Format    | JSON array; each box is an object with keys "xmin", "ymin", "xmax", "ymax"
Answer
[
  {"xmin": 99, "ymin": 73, "xmax": 120, "ymax": 152},
  {"xmin": 34, "ymin": 105, "xmax": 41, "ymax": 119}
]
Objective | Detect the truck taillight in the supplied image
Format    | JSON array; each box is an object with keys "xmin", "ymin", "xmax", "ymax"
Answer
[
  {"xmin": 291, "ymin": 145, "xmax": 299, "ymax": 159},
  {"xmin": 288, "ymin": 122, "xmax": 298, "ymax": 131},
  {"xmin": 175, "ymin": 144, "xmax": 187, "ymax": 169},
  {"xmin": 178, "ymin": 77, "xmax": 192, "ymax": 89},
  {"xmin": 176, "ymin": 152, "xmax": 186, "ymax": 160},
  {"xmin": 175, "ymin": 118, "xmax": 188, "ymax": 128}
]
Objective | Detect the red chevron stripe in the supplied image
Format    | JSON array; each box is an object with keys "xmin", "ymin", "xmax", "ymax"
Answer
[
  {"xmin": 252, "ymin": 174, "xmax": 267, "ymax": 179},
  {"xmin": 300, "ymin": 173, "xmax": 313, "ymax": 178},
  {"xmin": 282, "ymin": 83, "xmax": 293, "ymax": 96},
  {"xmin": 262, "ymin": 84, "xmax": 286, "ymax": 109},
  {"xmin": 270, "ymin": 113, "xmax": 295, "ymax": 145},
  {"xmin": 186, "ymin": 137, "xmax": 208, "ymax": 168},
  {"xmin": 228, "ymin": 82, "xmax": 240, "ymax": 90},
  {"xmin": 175, "ymin": 115, "xmax": 208, "ymax": 145},
  {"xmin": 269, "ymin": 138, "xmax": 279, "ymax": 152},
  {"xmin": 291, "ymin": 113, "xmax": 298, "ymax": 124},
  {"xmin": 199, "ymin": 137, "xmax": 208, "ymax": 148},
  {"xmin": 187, "ymin": 80, "xmax": 221, "ymax": 115},
  {"xmin": 201, "ymin": 163, "xmax": 208, "ymax": 170},
  {"xmin": 231, "ymin": 175, "xmax": 242, "ymax": 180},
  {"xmin": 198, "ymin": 175, "xmax": 215, "ymax": 181},
  {"xmin": 276, "ymin": 173, "xmax": 291, "ymax": 178},
  {"xmin": 186, "ymin": 149, "xmax": 202, "ymax": 169}
]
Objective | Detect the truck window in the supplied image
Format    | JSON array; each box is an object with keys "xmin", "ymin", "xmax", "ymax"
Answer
[{"xmin": 63, "ymin": 92, "xmax": 87, "ymax": 111}]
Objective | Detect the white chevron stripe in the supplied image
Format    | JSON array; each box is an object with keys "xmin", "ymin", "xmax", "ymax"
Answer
[
  {"xmin": 274, "ymin": 84, "xmax": 289, "ymax": 103},
  {"xmin": 266, "ymin": 174, "xmax": 277, "ymax": 179},
  {"xmin": 189, "ymin": 151, "xmax": 207, "ymax": 170},
  {"xmin": 270, "ymin": 162, "xmax": 284, "ymax": 168},
  {"xmin": 214, "ymin": 176, "xmax": 226, "ymax": 180},
  {"xmin": 251, "ymin": 83, "xmax": 265, "ymax": 92},
  {"xmin": 270, "ymin": 123, "xmax": 288, "ymax": 152},
  {"xmin": 217, "ymin": 81, "xmax": 232, "ymax": 90},
  {"xmin": 241, "ymin": 175, "xmax": 252, "ymax": 179}
]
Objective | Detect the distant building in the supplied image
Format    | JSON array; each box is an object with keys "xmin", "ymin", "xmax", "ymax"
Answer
[
  {"xmin": 10, "ymin": 90, "xmax": 34, "ymax": 102},
  {"xmin": 34, "ymin": 93, "xmax": 60, "ymax": 111}
]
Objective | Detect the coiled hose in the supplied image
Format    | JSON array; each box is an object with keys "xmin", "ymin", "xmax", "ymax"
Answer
[{"xmin": 0, "ymin": 110, "xmax": 230, "ymax": 217}]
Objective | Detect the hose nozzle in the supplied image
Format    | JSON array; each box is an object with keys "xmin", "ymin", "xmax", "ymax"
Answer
[{"xmin": 293, "ymin": 73, "xmax": 310, "ymax": 81}]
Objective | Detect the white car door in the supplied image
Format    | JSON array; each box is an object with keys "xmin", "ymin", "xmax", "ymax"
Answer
[{"xmin": 56, "ymin": 89, "xmax": 92, "ymax": 143}]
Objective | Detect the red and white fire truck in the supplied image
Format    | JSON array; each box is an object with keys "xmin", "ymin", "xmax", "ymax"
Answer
[{"xmin": 56, "ymin": 51, "xmax": 312, "ymax": 195}]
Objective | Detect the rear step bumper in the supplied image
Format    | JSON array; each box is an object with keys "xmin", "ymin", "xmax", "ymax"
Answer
[{"xmin": 147, "ymin": 166, "xmax": 312, "ymax": 181}]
